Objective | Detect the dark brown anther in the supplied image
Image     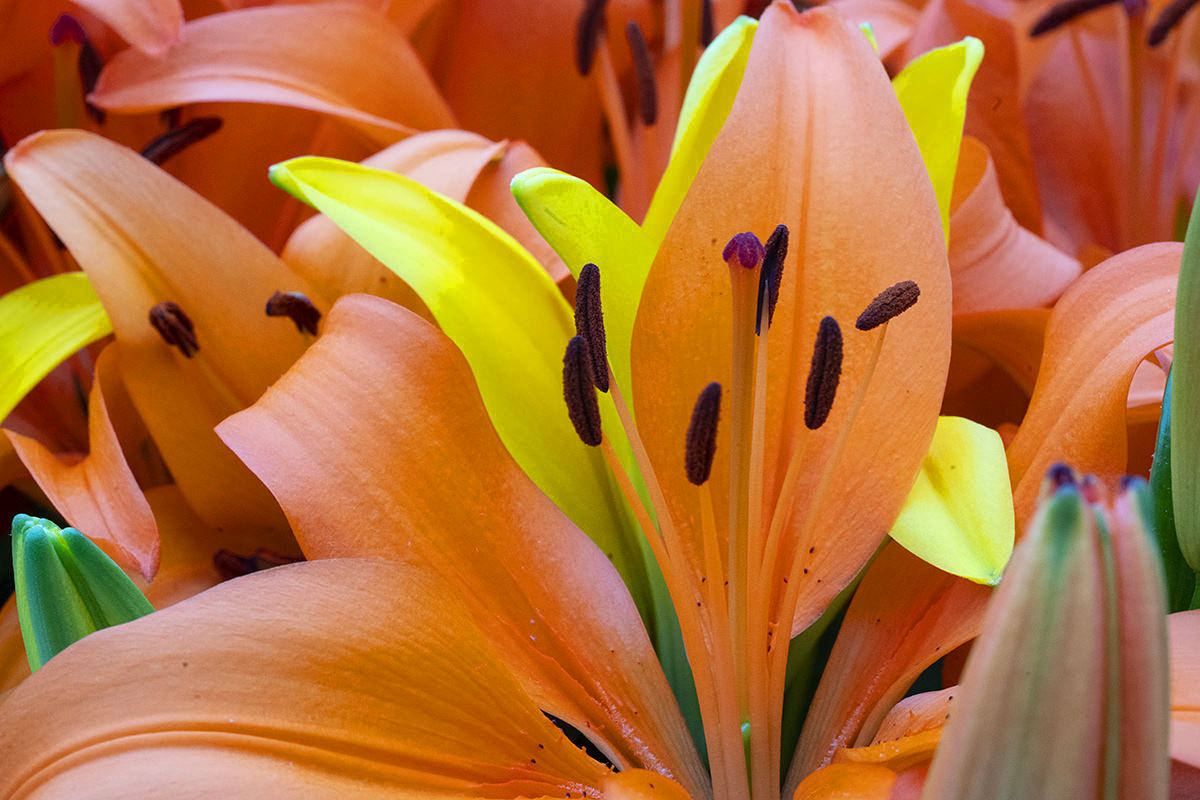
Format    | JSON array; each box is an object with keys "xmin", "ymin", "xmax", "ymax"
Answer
[
  {"xmin": 685, "ymin": 382, "xmax": 722, "ymax": 485},
  {"xmin": 574, "ymin": 263, "xmax": 609, "ymax": 392},
  {"xmin": 1148, "ymin": 0, "xmax": 1200, "ymax": 45},
  {"xmin": 756, "ymin": 223, "xmax": 789, "ymax": 335},
  {"xmin": 563, "ymin": 336, "xmax": 603, "ymax": 446},
  {"xmin": 626, "ymin": 21, "xmax": 658, "ymax": 126},
  {"xmin": 701, "ymin": 0, "xmax": 715, "ymax": 46},
  {"xmin": 265, "ymin": 290, "xmax": 322, "ymax": 336},
  {"xmin": 855, "ymin": 280, "xmax": 920, "ymax": 331},
  {"xmin": 213, "ymin": 547, "xmax": 304, "ymax": 581},
  {"xmin": 1030, "ymin": 0, "xmax": 1121, "ymax": 36},
  {"xmin": 575, "ymin": 0, "xmax": 610, "ymax": 76},
  {"xmin": 804, "ymin": 316, "xmax": 842, "ymax": 430},
  {"xmin": 49, "ymin": 13, "xmax": 106, "ymax": 123},
  {"xmin": 723, "ymin": 231, "xmax": 764, "ymax": 270},
  {"xmin": 149, "ymin": 301, "xmax": 198, "ymax": 358},
  {"xmin": 141, "ymin": 117, "xmax": 223, "ymax": 165}
]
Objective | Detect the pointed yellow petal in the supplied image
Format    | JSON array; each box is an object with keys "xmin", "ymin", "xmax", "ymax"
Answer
[
  {"xmin": 641, "ymin": 15, "xmax": 758, "ymax": 244},
  {"xmin": 0, "ymin": 273, "xmax": 111, "ymax": 423},
  {"xmin": 269, "ymin": 157, "xmax": 646, "ymax": 600},
  {"xmin": 892, "ymin": 37, "xmax": 983, "ymax": 241},
  {"xmin": 510, "ymin": 167, "xmax": 655, "ymax": 396},
  {"xmin": 889, "ymin": 416, "xmax": 1014, "ymax": 584}
]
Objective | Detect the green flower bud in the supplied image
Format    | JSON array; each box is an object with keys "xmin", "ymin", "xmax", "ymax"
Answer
[{"xmin": 12, "ymin": 514, "xmax": 154, "ymax": 671}]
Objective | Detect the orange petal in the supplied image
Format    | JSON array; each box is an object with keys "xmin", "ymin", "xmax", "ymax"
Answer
[
  {"xmin": 792, "ymin": 763, "xmax": 897, "ymax": 800},
  {"xmin": 4, "ymin": 347, "xmax": 159, "ymax": 580},
  {"xmin": 1169, "ymin": 611, "xmax": 1200, "ymax": 769},
  {"xmin": 631, "ymin": 3, "xmax": 950, "ymax": 634},
  {"xmin": 1006, "ymin": 243, "xmax": 1179, "ymax": 527},
  {"xmin": 72, "ymin": 0, "xmax": 182, "ymax": 55},
  {"xmin": 0, "ymin": 1, "xmax": 59, "ymax": 85},
  {"xmin": 425, "ymin": 0, "xmax": 656, "ymax": 188},
  {"xmin": 833, "ymin": 730, "xmax": 942, "ymax": 772},
  {"xmin": 602, "ymin": 769, "xmax": 693, "ymax": 800},
  {"xmin": 948, "ymin": 137, "xmax": 1079, "ymax": 315},
  {"xmin": 952, "ymin": 308, "xmax": 1049, "ymax": 397},
  {"xmin": 872, "ymin": 687, "xmax": 956, "ymax": 743},
  {"xmin": 0, "ymin": 596, "xmax": 26, "ymax": 692},
  {"xmin": 3, "ymin": 129, "xmax": 317, "ymax": 542},
  {"xmin": 91, "ymin": 4, "xmax": 455, "ymax": 144},
  {"xmin": 161, "ymin": 102, "xmax": 376, "ymax": 250},
  {"xmin": 790, "ymin": 544, "xmax": 988, "ymax": 778},
  {"xmin": 0, "ymin": 559, "xmax": 617, "ymax": 798},
  {"xmin": 216, "ymin": 294, "xmax": 706, "ymax": 795}
]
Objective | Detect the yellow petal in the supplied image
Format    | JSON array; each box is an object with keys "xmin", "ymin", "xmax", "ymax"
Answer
[
  {"xmin": 0, "ymin": 273, "xmax": 111, "ymax": 423},
  {"xmin": 889, "ymin": 416, "xmax": 1015, "ymax": 585},
  {"xmin": 641, "ymin": 15, "xmax": 758, "ymax": 244},
  {"xmin": 510, "ymin": 167, "xmax": 654, "ymax": 398},
  {"xmin": 892, "ymin": 37, "xmax": 984, "ymax": 242}
]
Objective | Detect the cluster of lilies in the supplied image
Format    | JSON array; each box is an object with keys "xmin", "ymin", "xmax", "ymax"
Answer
[{"xmin": 0, "ymin": 0, "xmax": 1198, "ymax": 797}]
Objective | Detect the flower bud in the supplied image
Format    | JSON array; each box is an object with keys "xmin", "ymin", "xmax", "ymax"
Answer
[{"xmin": 12, "ymin": 514, "xmax": 154, "ymax": 671}]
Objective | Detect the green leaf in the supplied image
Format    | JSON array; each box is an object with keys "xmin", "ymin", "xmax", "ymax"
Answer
[
  {"xmin": 268, "ymin": 157, "xmax": 653, "ymax": 622},
  {"xmin": 1147, "ymin": 368, "xmax": 1196, "ymax": 611},
  {"xmin": 888, "ymin": 416, "xmax": 1014, "ymax": 584},
  {"xmin": 12, "ymin": 514, "xmax": 153, "ymax": 671},
  {"xmin": 892, "ymin": 37, "xmax": 984, "ymax": 242},
  {"xmin": 1172, "ymin": 187, "xmax": 1200, "ymax": 571},
  {"xmin": 0, "ymin": 272, "xmax": 112, "ymax": 421}
]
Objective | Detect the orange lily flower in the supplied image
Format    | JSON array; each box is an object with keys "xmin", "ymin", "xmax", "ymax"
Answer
[
  {"xmin": 0, "ymin": 121, "xmax": 569, "ymax": 681},
  {"xmin": 884, "ymin": 0, "xmax": 1200, "ymax": 258},
  {"xmin": 1, "ymin": 4, "xmax": 951, "ymax": 796}
]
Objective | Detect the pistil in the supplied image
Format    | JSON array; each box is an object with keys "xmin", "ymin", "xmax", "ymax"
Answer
[{"xmin": 722, "ymin": 232, "xmax": 764, "ymax": 731}]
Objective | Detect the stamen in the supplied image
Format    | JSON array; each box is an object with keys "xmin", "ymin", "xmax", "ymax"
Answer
[
  {"xmin": 723, "ymin": 232, "xmax": 764, "ymax": 270},
  {"xmin": 77, "ymin": 39, "xmax": 104, "ymax": 124},
  {"xmin": 213, "ymin": 548, "xmax": 303, "ymax": 581},
  {"xmin": 148, "ymin": 301, "xmax": 198, "ymax": 358},
  {"xmin": 265, "ymin": 290, "xmax": 322, "ymax": 336},
  {"xmin": 49, "ymin": 14, "xmax": 105, "ymax": 125},
  {"xmin": 804, "ymin": 316, "xmax": 842, "ymax": 430},
  {"xmin": 685, "ymin": 382, "xmax": 722, "ymax": 485},
  {"xmin": 1148, "ymin": 0, "xmax": 1200, "ymax": 44},
  {"xmin": 574, "ymin": 263, "xmax": 609, "ymax": 392},
  {"xmin": 755, "ymin": 224, "xmax": 789, "ymax": 335},
  {"xmin": 563, "ymin": 335, "xmax": 603, "ymax": 446},
  {"xmin": 161, "ymin": 107, "xmax": 183, "ymax": 130},
  {"xmin": 855, "ymin": 280, "xmax": 920, "ymax": 331},
  {"xmin": 141, "ymin": 117, "xmax": 223, "ymax": 165},
  {"xmin": 1047, "ymin": 462, "xmax": 1078, "ymax": 488},
  {"xmin": 575, "ymin": 0, "xmax": 610, "ymax": 76},
  {"xmin": 701, "ymin": 0, "xmax": 715, "ymax": 46},
  {"xmin": 626, "ymin": 21, "xmax": 658, "ymax": 126},
  {"xmin": 1030, "ymin": 0, "xmax": 1122, "ymax": 36}
]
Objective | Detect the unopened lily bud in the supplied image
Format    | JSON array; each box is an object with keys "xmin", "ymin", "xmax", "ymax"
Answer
[
  {"xmin": 923, "ymin": 469, "xmax": 1170, "ymax": 800},
  {"xmin": 12, "ymin": 514, "xmax": 154, "ymax": 671}
]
